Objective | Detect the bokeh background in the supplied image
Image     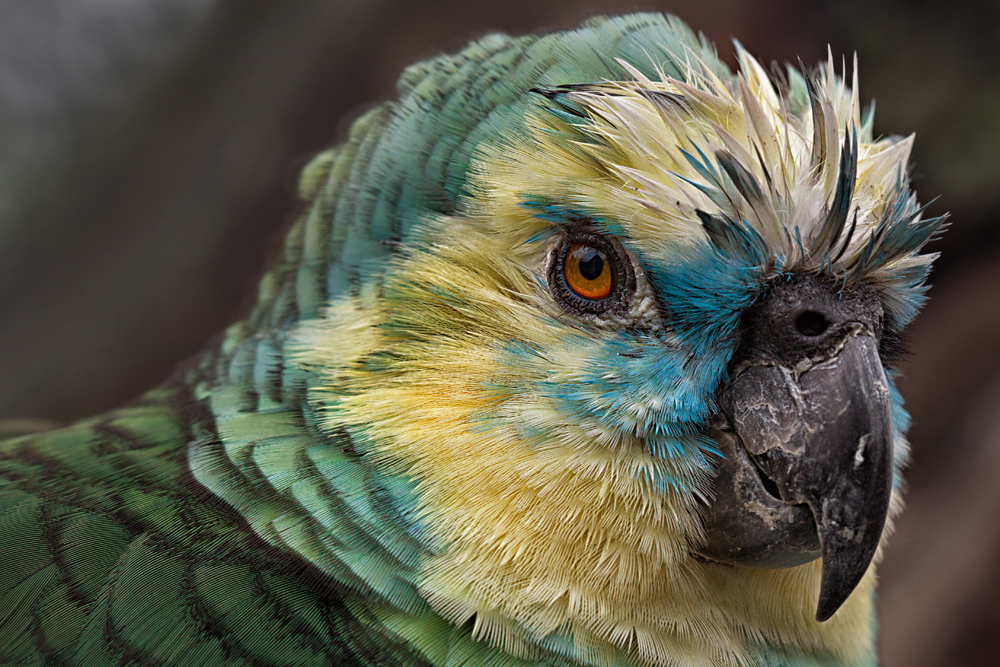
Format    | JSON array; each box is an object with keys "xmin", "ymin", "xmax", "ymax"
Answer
[{"xmin": 0, "ymin": 1, "xmax": 997, "ymax": 665}]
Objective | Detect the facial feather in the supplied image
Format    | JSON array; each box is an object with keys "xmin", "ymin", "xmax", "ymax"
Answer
[{"xmin": 293, "ymin": 24, "xmax": 939, "ymax": 667}]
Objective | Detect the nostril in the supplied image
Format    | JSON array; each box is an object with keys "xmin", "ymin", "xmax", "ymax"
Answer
[{"xmin": 795, "ymin": 310, "xmax": 829, "ymax": 337}]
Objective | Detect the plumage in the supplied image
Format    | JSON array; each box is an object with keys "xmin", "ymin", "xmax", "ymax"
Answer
[{"xmin": 0, "ymin": 13, "xmax": 944, "ymax": 667}]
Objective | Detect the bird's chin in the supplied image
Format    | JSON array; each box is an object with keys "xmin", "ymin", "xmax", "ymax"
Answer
[{"xmin": 694, "ymin": 426, "xmax": 822, "ymax": 569}]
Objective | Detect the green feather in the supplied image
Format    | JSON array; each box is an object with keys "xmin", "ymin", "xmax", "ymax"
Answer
[{"xmin": 0, "ymin": 12, "xmax": 931, "ymax": 666}]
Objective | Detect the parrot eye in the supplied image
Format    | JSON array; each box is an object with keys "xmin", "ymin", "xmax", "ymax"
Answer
[
  {"xmin": 564, "ymin": 244, "xmax": 613, "ymax": 299},
  {"xmin": 548, "ymin": 233, "xmax": 635, "ymax": 317}
]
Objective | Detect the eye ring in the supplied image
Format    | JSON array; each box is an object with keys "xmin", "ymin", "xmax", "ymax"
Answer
[{"xmin": 547, "ymin": 233, "xmax": 635, "ymax": 317}]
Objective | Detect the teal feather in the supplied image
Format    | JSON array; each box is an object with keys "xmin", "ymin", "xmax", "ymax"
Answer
[{"xmin": 0, "ymin": 13, "xmax": 939, "ymax": 667}]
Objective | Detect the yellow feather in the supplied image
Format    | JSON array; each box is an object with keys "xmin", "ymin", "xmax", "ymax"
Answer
[{"xmin": 291, "ymin": 51, "xmax": 909, "ymax": 667}]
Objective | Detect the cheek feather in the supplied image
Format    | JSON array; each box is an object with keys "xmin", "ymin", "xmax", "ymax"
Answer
[
  {"xmin": 294, "ymin": 231, "xmax": 879, "ymax": 666},
  {"xmin": 289, "ymin": 22, "xmax": 938, "ymax": 664}
]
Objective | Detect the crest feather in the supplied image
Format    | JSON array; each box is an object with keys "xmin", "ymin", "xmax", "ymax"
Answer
[{"xmin": 519, "ymin": 50, "xmax": 945, "ymax": 300}]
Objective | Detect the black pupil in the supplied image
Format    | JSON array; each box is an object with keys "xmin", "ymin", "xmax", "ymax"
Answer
[{"xmin": 577, "ymin": 248, "xmax": 605, "ymax": 281}]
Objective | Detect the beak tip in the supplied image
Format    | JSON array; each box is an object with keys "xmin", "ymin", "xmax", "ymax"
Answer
[
  {"xmin": 815, "ymin": 598, "xmax": 840, "ymax": 623},
  {"xmin": 813, "ymin": 539, "xmax": 876, "ymax": 622},
  {"xmin": 815, "ymin": 573, "xmax": 851, "ymax": 622},
  {"xmin": 815, "ymin": 609, "xmax": 832, "ymax": 623}
]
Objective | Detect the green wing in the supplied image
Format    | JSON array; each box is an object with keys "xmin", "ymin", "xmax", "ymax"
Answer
[{"xmin": 0, "ymin": 387, "xmax": 433, "ymax": 667}]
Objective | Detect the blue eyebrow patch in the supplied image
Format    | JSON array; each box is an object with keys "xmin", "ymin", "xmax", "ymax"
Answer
[
  {"xmin": 517, "ymin": 197, "xmax": 595, "ymax": 225},
  {"xmin": 518, "ymin": 196, "xmax": 628, "ymax": 238}
]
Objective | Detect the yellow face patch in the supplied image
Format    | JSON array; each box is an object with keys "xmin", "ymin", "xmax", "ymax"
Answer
[
  {"xmin": 294, "ymin": 232, "xmax": 883, "ymax": 667},
  {"xmin": 290, "ymin": 46, "xmax": 916, "ymax": 667}
]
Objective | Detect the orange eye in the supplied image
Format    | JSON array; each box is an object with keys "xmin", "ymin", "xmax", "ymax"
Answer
[{"xmin": 564, "ymin": 243, "xmax": 613, "ymax": 299}]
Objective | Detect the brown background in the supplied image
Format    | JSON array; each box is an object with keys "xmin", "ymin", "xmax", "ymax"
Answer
[{"xmin": 0, "ymin": 1, "xmax": 997, "ymax": 665}]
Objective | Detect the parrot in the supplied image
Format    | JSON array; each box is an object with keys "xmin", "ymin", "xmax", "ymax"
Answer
[{"xmin": 0, "ymin": 12, "xmax": 945, "ymax": 667}]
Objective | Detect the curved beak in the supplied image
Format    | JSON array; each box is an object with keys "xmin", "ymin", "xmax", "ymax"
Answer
[{"xmin": 722, "ymin": 333, "xmax": 893, "ymax": 621}]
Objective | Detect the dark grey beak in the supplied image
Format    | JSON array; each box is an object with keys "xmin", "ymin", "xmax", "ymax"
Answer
[{"xmin": 695, "ymin": 274, "xmax": 893, "ymax": 622}]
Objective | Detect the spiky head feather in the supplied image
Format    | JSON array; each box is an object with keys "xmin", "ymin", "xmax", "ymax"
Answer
[{"xmin": 285, "ymin": 14, "xmax": 943, "ymax": 667}]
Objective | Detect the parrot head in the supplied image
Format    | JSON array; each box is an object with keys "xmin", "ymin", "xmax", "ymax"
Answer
[{"xmin": 294, "ymin": 31, "xmax": 943, "ymax": 667}]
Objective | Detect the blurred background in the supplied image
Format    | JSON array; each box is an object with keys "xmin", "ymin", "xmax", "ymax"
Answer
[{"xmin": 0, "ymin": 0, "xmax": 996, "ymax": 664}]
